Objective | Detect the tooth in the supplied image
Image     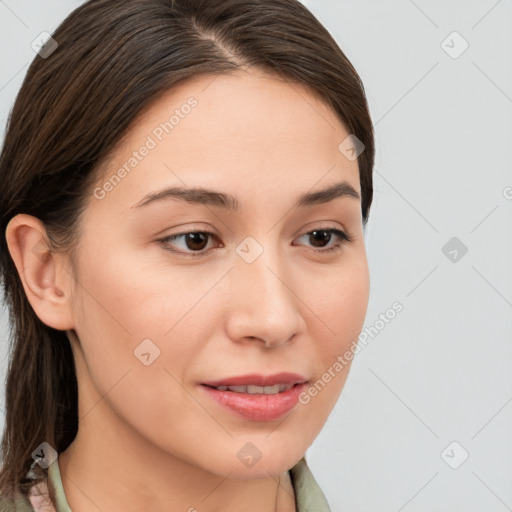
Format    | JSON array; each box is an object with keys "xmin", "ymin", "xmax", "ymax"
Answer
[
  {"xmin": 215, "ymin": 383, "xmax": 294, "ymax": 394},
  {"xmin": 227, "ymin": 385, "xmax": 248, "ymax": 393},
  {"xmin": 264, "ymin": 384, "xmax": 281, "ymax": 394},
  {"xmin": 247, "ymin": 385, "xmax": 265, "ymax": 394}
]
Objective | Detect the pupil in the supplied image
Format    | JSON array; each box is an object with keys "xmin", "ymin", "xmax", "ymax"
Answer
[
  {"xmin": 186, "ymin": 233, "xmax": 208, "ymax": 251},
  {"xmin": 310, "ymin": 230, "xmax": 330, "ymax": 247}
]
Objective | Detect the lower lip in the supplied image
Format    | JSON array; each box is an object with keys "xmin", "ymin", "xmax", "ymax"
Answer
[{"xmin": 199, "ymin": 383, "xmax": 306, "ymax": 422}]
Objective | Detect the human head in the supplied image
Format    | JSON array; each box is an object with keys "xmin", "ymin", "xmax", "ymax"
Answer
[{"xmin": 0, "ymin": 0, "xmax": 374, "ymax": 501}]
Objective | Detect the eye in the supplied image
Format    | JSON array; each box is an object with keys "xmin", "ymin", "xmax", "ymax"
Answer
[
  {"xmin": 294, "ymin": 227, "xmax": 353, "ymax": 253},
  {"xmin": 157, "ymin": 231, "xmax": 220, "ymax": 257},
  {"xmin": 157, "ymin": 226, "xmax": 353, "ymax": 258}
]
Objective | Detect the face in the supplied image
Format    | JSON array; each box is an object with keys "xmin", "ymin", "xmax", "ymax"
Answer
[{"xmin": 61, "ymin": 68, "xmax": 370, "ymax": 478}]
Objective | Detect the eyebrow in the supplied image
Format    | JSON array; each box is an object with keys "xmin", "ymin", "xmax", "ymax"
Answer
[{"xmin": 131, "ymin": 180, "xmax": 360, "ymax": 211}]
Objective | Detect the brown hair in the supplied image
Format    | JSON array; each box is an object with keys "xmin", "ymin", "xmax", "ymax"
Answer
[{"xmin": 0, "ymin": 0, "xmax": 374, "ymax": 505}]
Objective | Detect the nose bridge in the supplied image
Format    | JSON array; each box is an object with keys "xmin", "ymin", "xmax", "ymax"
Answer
[{"xmin": 226, "ymin": 235, "xmax": 302, "ymax": 345}]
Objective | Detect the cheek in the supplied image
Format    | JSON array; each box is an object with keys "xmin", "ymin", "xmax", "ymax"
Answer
[
  {"xmin": 331, "ymin": 269, "xmax": 369, "ymax": 347},
  {"xmin": 302, "ymin": 256, "xmax": 370, "ymax": 353},
  {"xmin": 73, "ymin": 239, "xmax": 222, "ymax": 339},
  {"xmin": 296, "ymin": 255, "xmax": 369, "ymax": 409},
  {"xmin": 70, "ymin": 251, "xmax": 215, "ymax": 450},
  {"xmin": 70, "ymin": 243, "xmax": 225, "ymax": 397}
]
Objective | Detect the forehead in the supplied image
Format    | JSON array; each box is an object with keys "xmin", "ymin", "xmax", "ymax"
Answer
[{"xmin": 87, "ymin": 68, "xmax": 360, "ymax": 215}]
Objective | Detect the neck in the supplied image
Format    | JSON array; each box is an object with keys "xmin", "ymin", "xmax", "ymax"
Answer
[{"xmin": 58, "ymin": 410, "xmax": 296, "ymax": 512}]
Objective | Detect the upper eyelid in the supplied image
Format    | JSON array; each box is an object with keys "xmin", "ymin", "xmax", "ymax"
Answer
[
  {"xmin": 162, "ymin": 225, "xmax": 345, "ymax": 242},
  {"xmin": 163, "ymin": 221, "xmax": 346, "ymax": 238}
]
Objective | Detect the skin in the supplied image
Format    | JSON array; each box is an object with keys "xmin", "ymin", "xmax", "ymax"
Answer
[{"xmin": 6, "ymin": 67, "xmax": 370, "ymax": 512}]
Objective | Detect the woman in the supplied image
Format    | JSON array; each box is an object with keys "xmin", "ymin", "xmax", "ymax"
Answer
[{"xmin": 0, "ymin": 0, "xmax": 374, "ymax": 510}]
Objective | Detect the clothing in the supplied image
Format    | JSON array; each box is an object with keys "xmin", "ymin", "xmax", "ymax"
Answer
[{"xmin": 0, "ymin": 455, "xmax": 331, "ymax": 512}]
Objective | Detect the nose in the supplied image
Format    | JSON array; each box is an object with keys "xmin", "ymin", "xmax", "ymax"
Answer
[{"xmin": 224, "ymin": 245, "xmax": 305, "ymax": 349}]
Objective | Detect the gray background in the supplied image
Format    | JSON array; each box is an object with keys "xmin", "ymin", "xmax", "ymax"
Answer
[{"xmin": 1, "ymin": 1, "xmax": 511, "ymax": 511}]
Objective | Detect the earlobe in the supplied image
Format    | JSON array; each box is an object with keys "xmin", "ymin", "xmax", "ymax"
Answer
[{"xmin": 5, "ymin": 214, "xmax": 75, "ymax": 331}]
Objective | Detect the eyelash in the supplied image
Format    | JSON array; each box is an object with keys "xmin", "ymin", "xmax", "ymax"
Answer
[{"xmin": 157, "ymin": 227, "xmax": 353, "ymax": 258}]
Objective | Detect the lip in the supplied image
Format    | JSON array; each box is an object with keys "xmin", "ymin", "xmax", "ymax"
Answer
[
  {"xmin": 199, "ymin": 382, "xmax": 307, "ymax": 422},
  {"xmin": 201, "ymin": 372, "xmax": 307, "ymax": 387}
]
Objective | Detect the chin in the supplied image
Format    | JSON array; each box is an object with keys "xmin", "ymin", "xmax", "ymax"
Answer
[{"xmin": 199, "ymin": 439, "xmax": 307, "ymax": 480}]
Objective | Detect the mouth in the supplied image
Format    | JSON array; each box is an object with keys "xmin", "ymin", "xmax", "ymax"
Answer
[
  {"xmin": 199, "ymin": 375, "xmax": 309, "ymax": 422},
  {"xmin": 202, "ymin": 382, "xmax": 302, "ymax": 394}
]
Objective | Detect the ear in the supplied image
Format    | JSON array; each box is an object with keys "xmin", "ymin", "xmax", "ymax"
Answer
[{"xmin": 5, "ymin": 214, "xmax": 76, "ymax": 331}]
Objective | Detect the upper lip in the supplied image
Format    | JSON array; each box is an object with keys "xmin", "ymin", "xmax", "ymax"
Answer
[{"xmin": 202, "ymin": 372, "xmax": 308, "ymax": 387}]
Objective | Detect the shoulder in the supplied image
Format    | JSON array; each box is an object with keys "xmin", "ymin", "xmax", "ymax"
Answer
[
  {"xmin": 0, "ymin": 480, "xmax": 55, "ymax": 512},
  {"xmin": 0, "ymin": 491, "xmax": 34, "ymax": 512}
]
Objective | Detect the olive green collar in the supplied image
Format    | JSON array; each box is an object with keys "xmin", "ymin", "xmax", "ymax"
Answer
[{"xmin": 11, "ymin": 455, "xmax": 331, "ymax": 511}]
